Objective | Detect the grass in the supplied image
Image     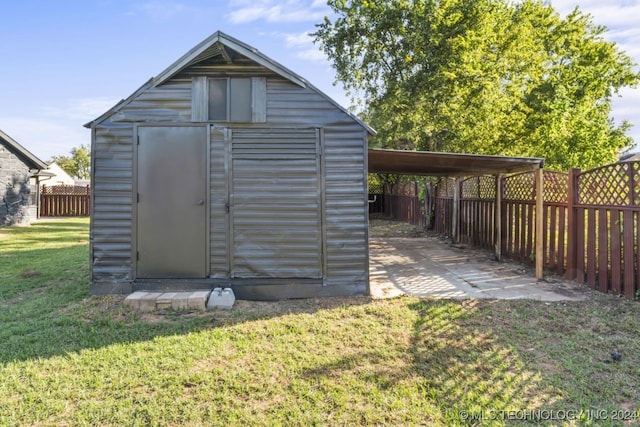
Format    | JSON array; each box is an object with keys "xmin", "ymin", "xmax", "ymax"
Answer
[{"xmin": 1, "ymin": 218, "xmax": 639, "ymax": 426}]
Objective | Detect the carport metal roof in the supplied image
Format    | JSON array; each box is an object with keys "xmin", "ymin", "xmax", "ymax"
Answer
[{"xmin": 368, "ymin": 148, "xmax": 544, "ymax": 176}]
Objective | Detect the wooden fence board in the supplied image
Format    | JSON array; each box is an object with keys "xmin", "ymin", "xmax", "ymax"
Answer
[
  {"xmin": 623, "ymin": 210, "xmax": 635, "ymax": 299},
  {"xmin": 636, "ymin": 213, "xmax": 640, "ymax": 299},
  {"xmin": 610, "ymin": 209, "xmax": 622, "ymax": 294},
  {"xmin": 597, "ymin": 209, "xmax": 608, "ymax": 293},
  {"xmin": 558, "ymin": 206, "xmax": 566, "ymax": 276},
  {"xmin": 526, "ymin": 203, "xmax": 534, "ymax": 261},
  {"xmin": 587, "ymin": 208, "xmax": 598, "ymax": 287},
  {"xmin": 544, "ymin": 206, "xmax": 558, "ymax": 268}
]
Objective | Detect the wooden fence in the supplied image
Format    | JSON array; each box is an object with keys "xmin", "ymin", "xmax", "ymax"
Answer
[
  {"xmin": 377, "ymin": 161, "xmax": 640, "ymax": 300},
  {"xmin": 373, "ymin": 182, "xmax": 427, "ymax": 227},
  {"xmin": 40, "ymin": 185, "xmax": 90, "ymax": 217},
  {"xmin": 568, "ymin": 163, "xmax": 640, "ymax": 300},
  {"xmin": 434, "ymin": 178, "xmax": 454, "ymax": 235}
]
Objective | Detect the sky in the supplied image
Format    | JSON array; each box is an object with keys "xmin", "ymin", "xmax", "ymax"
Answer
[{"xmin": 1, "ymin": 0, "xmax": 639, "ymax": 162}]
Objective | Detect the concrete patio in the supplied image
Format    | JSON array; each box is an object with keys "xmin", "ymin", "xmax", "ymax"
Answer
[{"xmin": 369, "ymin": 237, "xmax": 590, "ymax": 301}]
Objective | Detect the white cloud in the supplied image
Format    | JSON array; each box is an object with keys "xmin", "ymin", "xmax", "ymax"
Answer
[
  {"xmin": 610, "ymin": 87, "xmax": 640, "ymax": 148},
  {"xmin": 1, "ymin": 97, "xmax": 119, "ymax": 161},
  {"xmin": 264, "ymin": 31, "xmax": 326, "ymax": 63},
  {"xmin": 2, "ymin": 117, "xmax": 90, "ymax": 162},
  {"xmin": 296, "ymin": 47, "xmax": 327, "ymax": 62},
  {"xmin": 550, "ymin": 0, "xmax": 640, "ymax": 147},
  {"xmin": 227, "ymin": 0, "xmax": 329, "ymax": 24},
  {"xmin": 41, "ymin": 97, "xmax": 121, "ymax": 122},
  {"xmin": 284, "ymin": 31, "xmax": 314, "ymax": 47}
]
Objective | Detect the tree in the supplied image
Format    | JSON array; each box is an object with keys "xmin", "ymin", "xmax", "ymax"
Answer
[
  {"xmin": 314, "ymin": 0, "xmax": 640, "ymax": 170},
  {"xmin": 50, "ymin": 144, "xmax": 91, "ymax": 180}
]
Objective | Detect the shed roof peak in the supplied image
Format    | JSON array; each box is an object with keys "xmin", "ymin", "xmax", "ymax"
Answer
[
  {"xmin": 152, "ymin": 30, "xmax": 308, "ymax": 88},
  {"xmin": 84, "ymin": 30, "xmax": 375, "ymax": 135}
]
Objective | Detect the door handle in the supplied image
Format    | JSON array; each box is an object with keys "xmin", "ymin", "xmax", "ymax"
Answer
[{"xmin": 196, "ymin": 199, "xmax": 205, "ymax": 205}]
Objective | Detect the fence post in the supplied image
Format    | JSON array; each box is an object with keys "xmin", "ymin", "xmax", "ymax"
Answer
[
  {"xmin": 565, "ymin": 168, "xmax": 579, "ymax": 280},
  {"xmin": 86, "ymin": 185, "xmax": 91, "ymax": 216},
  {"xmin": 535, "ymin": 167, "xmax": 544, "ymax": 280}
]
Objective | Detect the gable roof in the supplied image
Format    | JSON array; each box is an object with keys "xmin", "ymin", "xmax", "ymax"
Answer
[
  {"xmin": 46, "ymin": 162, "xmax": 76, "ymax": 184},
  {"xmin": 85, "ymin": 31, "xmax": 375, "ymax": 135},
  {"xmin": 0, "ymin": 129, "xmax": 47, "ymax": 169}
]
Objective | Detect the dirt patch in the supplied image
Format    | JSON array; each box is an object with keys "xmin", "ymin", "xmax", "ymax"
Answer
[
  {"xmin": 369, "ymin": 219, "xmax": 429, "ymax": 238},
  {"xmin": 89, "ymin": 294, "xmax": 372, "ymax": 323},
  {"xmin": 19, "ymin": 269, "xmax": 43, "ymax": 279}
]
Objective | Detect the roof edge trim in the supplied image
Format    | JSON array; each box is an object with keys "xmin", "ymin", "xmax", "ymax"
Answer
[{"xmin": 0, "ymin": 129, "xmax": 47, "ymax": 169}]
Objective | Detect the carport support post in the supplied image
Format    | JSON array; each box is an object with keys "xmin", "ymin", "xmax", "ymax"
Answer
[
  {"xmin": 535, "ymin": 167, "xmax": 544, "ymax": 280},
  {"xmin": 494, "ymin": 174, "xmax": 503, "ymax": 261},
  {"xmin": 451, "ymin": 177, "xmax": 462, "ymax": 243}
]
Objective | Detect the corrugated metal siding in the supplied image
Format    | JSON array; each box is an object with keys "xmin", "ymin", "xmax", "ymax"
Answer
[
  {"xmin": 109, "ymin": 80, "xmax": 191, "ymax": 123},
  {"xmin": 230, "ymin": 128, "xmax": 322, "ymax": 278},
  {"xmin": 268, "ymin": 79, "xmax": 368, "ymax": 286},
  {"xmin": 323, "ymin": 125, "xmax": 368, "ymax": 285},
  {"xmin": 92, "ymin": 124, "xmax": 134, "ymax": 281},
  {"xmin": 209, "ymin": 128, "xmax": 229, "ymax": 278},
  {"xmin": 92, "ymin": 68, "xmax": 368, "ymax": 293},
  {"xmin": 91, "ymin": 81, "xmax": 192, "ymax": 284}
]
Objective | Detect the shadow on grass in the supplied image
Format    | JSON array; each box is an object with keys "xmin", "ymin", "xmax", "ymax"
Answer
[
  {"xmin": 4, "ymin": 220, "xmax": 90, "ymax": 248},
  {"xmin": 299, "ymin": 299, "xmax": 553, "ymax": 424},
  {"xmin": 2, "ymin": 218, "xmax": 378, "ymax": 364},
  {"xmin": 406, "ymin": 300, "xmax": 546, "ymax": 419},
  {"xmin": 0, "ymin": 272, "xmax": 373, "ymax": 364}
]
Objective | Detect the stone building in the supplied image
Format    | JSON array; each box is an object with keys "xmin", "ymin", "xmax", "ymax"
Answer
[{"xmin": 0, "ymin": 129, "xmax": 48, "ymax": 225}]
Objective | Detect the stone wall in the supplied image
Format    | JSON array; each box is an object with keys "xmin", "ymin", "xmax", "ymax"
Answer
[{"xmin": 0, "ymin": 144, "xmax": 32, "ymax": 226}]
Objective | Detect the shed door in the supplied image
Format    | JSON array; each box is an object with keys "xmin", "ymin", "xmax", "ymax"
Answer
[
  {"xmin": 136, "ymin": 126, "xmax": 207, "ymax": 278},
  {"xmin": 230, "ymin": 128, "xmax": 322, "ymax": 278}
]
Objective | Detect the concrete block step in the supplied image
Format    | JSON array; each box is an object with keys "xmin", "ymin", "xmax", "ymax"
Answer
[{"xmin": 123, "ymin": 290, "xmax": 213, "ymax": 312}]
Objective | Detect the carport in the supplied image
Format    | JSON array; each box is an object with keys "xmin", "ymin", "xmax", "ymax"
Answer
[{"xmin": 368, "ymin": 148, "xmax": 546, "ymax": 279}]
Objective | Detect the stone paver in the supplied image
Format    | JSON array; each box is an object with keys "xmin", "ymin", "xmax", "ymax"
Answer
[
  {"xmin": 188, "ymin": 291, "xmax": 211, "ymax": 310},
  {"xmin": 171, "ymin": 293, "xmax": 190, "ymax": 310},
  {"xmin": 369, "ymin": 237, "xmax": 590, "ymax": 301},
  {"xmin": 123, "ymin": 290, "xmax": 212, "ymax": 312}
]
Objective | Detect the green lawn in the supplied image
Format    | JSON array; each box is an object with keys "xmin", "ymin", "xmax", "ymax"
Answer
[{"xmin": 1, "ymin": 218, "xmax": 639, "ymax": 426}]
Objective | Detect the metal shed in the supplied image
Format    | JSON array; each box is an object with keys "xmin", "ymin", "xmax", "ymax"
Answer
[{"xmin": 85, "ymin": 31, "xmax": 374, "ymax": 299}]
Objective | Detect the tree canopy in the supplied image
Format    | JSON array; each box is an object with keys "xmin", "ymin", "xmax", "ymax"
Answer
[
  {"xmin": 50, "ymin": 144, "xmax": 90, "ymax": 180},
  {"xmin": 313, "ymin": 0, "xmax": 640, "ymax": 170}
]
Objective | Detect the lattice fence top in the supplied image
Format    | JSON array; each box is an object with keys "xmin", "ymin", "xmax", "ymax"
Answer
[
  {"xmin": 578, "ymin": 162, "xmax": 640, "ymax": 206},
  {"xmin": 504, "ymin": 172, "xmax": 535, "ymax": 201},
  {"xmin": 543, "ymin": 170, "xmax": 568, "ymax": 203},
  {"xmin": 368, "ymin": 182, "xmax": 383, "ymax": 194},
  {"xmin": 41, "ymin": 185, "xmax": 90, "ymax": 195},
  {"xmin": 461, "ymin": 176, "xmax": 496, "ymax": 199},
  {"xmin": 436, "ymin": 177, "xmax": 456, "ymax": 198}
]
